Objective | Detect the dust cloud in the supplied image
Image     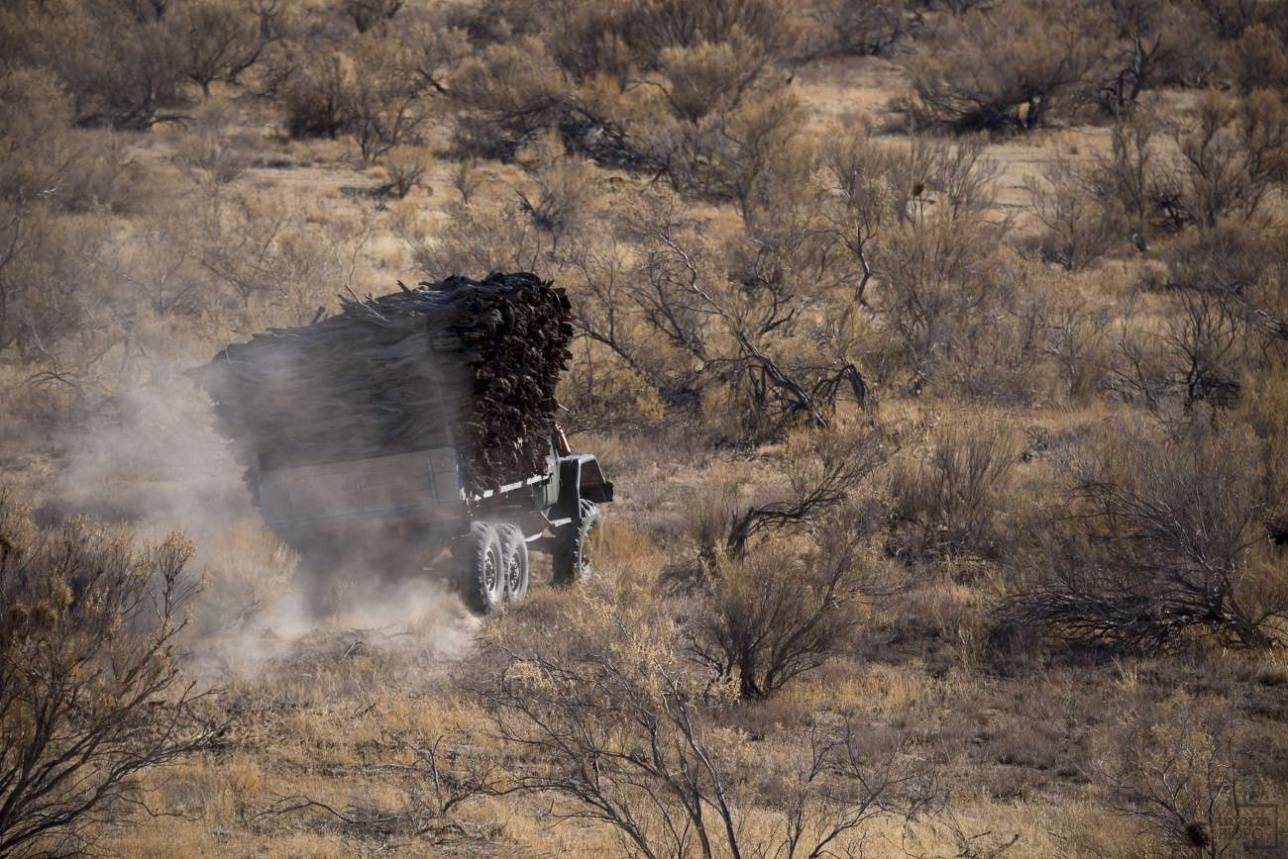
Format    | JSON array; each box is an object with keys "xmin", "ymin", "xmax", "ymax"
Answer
[{"xmin": 40, "ymin": 356, "xmax": 478, "ymax": 678}]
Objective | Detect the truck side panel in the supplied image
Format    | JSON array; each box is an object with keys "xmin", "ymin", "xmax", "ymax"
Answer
[{"xmin": 256, "ymin": 448, "xmax": 460, "ymax": 529}]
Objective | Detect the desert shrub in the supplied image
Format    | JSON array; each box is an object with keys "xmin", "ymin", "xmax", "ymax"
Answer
[
  {"xmin": 0, "ymin": 67, "xmax": 76, "ymax": 203},
  {"xmin": 1041, "ymin": 297, "xmax": 1114, "ymax": 403},
  {"xmin": 1163, "ymin": 89, "xmax": 1288, "ymax": 229},
  {"xmin": 172, "ymin": 111, "xmax": 252, "ymax": 188},
  {"xmin": 1024, "ymin": 155, "xmax": 1124, "ymax": 270},
  {"xmin": 448, "ymin": 38, "xmax": 567, "ymax": 158},
  {"xmin": 1232, "ymin": 23, "xmax": 1288, "ymax": 91},
  {"xmin": 480, "ymin": 617, "xmax": 916, "ymax": 857},
  {"xmin": 400, "ymin": 197, "xmax": 551, "ymax": 279},
  {"xmin": 0, "ymin": 205, "xmax": 114, "ymax": 357},
  {"xmin": 901, "ymin": 0, "xmax": 1105, "ymax": 133},
  {"xmin": 1238, "ymin": 359, "xmax": 1288, "ymax": 545},
  {"xmin": 174, "ymin": 0, "xmax": 272, "ymax": 96},
  {"xmin": 658, "ymin": 36, "xmax": 768, "ymax": 124},
  {"xmin": 889, "ymin": 418, "xmax": 1019, "ymax": 562},
  {"xmin": 1093, "ymin": 0, "xmax": 1193, "ymax": 113},
  {"xmin": 803, "ymin": 0, "xmax": 909, "ymax": 58},
  {"xmin": 1191, "ymin": 0, "xmax": 1261, "ymax": 40},
  {"xmin": 1148, "ymin": 223, "xmax": 1284, "ymax": 305},
  {"xmin": 0, "ymin": 493, "xmax": 219, "ymax": 857},
  {"xmin": 689, "ymin": 515, "xmax": 876, "ymax": 699},
  {"xmin": 514, "ymin": 141, "xmax": 599, "ymax": 247},
  {"xmin": 37, "ymin": 0, "xmax": 189, "ymax": 130},
  {"xmin": 1083, "ymin": 109, "xmax": 1171, "ymax": 241},
  {"xmin": 1093, "ymin": 695, "xmax": 1270, "ymax": 857},
  {"xmin": 1, "ymin": 66, "xmax": 147, "ymax": 215},
  {"xmin": 1112, "ymin": 290, "xmax": 1249, "ymax": 410},
  {"xmin": 340, "ymin": 0, "xmax": 404, "ymax": 33},
  {"xmin": 347, "ymin": 32, "xmax": 435, "ymax": 161},
  {"xmin": 674, "ymin": 88, "xmax": 810, "ymax": 215},
  {"xmin": 282, "ymin": 53, "xmax": 350, "ymax": 139},
  {"xmin": 871, "ymin": 197, "xmax": 1007, "ymax": 390},
  {"xmin": 1114, "ymin": 225, "xmax": 1286, "ymax": 410},
  {"xmin": 1007, "ymin": 424, "xmax": 1288, "ymax": 653},
  {"xmin": 377, "ymin": 146, "xmax": 429, "ymax": 198},
  {"xmin": 531, "ymin": 0, "xmax": 635, "ymax": 82},
  {"xmin": 190, "ymin": 187, "xmax": 369, "ymax": 313},
  {"xmin": 819, "ymin": 124, "xmax": 899, "ymax": 306},
  {"xmin": 619, "ymin": 0, "xmax": 800, "ymax": 69}
]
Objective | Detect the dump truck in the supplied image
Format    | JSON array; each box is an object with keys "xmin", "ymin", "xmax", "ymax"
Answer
[{"xmin": 192, "ymin": 271, "xmax": 614, "ymax": 613}]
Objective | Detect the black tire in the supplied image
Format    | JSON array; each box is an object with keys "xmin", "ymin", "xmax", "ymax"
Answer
[
  {"xmin": 497, "ymin": 523, "xmax": 530, "ymax": 604},
  {"xmin": 553, "ymin": 499, "xmax": 599, "ymax": 585},
  {"xmin": 459, "ymin": 521, "xmax": 504, "ymax": 614}
]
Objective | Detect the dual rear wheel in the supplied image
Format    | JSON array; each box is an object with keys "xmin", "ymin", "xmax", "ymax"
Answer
[
  {"xmin": 459, "ymin": 521, "xmax": 529, "ymax": 614},
  {"xmin": 459, "ymin": 502, "xmax": 599, "ymax": 615}
]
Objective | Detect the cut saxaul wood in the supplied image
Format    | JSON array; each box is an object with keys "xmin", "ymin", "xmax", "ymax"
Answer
[{"xmin": 191, "ymin": 272, "xmax": 574, "ymax": 497}]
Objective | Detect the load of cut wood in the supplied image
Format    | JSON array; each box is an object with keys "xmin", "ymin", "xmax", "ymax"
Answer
[{"xmin": 193, "ymin": 272, "xmax": 574, "ymax": 497}]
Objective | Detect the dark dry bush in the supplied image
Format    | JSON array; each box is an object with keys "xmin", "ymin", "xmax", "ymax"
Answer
[
  {"xmin": 0, "ymin": 493, "xmax": 219, "ymax": 857},
  {"xmin": 1005, "ymin": 424, "xmax": 1288, "ymax": 654},
  {"xmin": 899, "ymin": 0, "xmax": 1104, "ymax": 133},
  {"xmin": 888, "ymin": 420, "xmax": 1019, "ymax": 562}
]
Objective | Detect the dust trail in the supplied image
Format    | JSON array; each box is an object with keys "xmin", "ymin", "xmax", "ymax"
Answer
[{"xmin": 41, "ymin": 363, "xmax": 479, "ymax": 676}]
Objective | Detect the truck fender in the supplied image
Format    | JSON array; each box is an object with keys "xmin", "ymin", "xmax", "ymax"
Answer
[{"xmin": 553, "ymin": 454, "xmax": 614, "ymax": 520}]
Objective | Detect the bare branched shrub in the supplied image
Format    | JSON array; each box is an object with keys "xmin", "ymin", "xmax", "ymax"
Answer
[
  {"xmin": 283, "ymin": 54, "xmax": 350, "ymax": 139},
  {"xmin": 890, "ymin": 419, "xmax": 1019, "ymax": 562},
  {"xmin": 515, "ymin": 142, "xmax": 598, "ymax": 248},
  {"xmin": 400, "ymin": 197, "xmax": 551, "ymax": 279},
  {"xmin": 1093, "ymin": 696, "xmax": 1271, "ymax": 857},
  {"xmin": 378, "ymin": 146, "xmax": 429, "ymax": 198},
  {"xmin": 819, "ymin": 124, "xmax": 898, "ymax": 306},
  {"xmin": 481, "ymin": 638, "xmax": 920, "ymax": 857},
  {"xmin": 450, "ymin": 157, "xmax": 483, "ymax": 204},
  {"xmin": 1008, "ymin": 426, "xmax": 1288, "ymax": 653},
  {"xmin": 0, "ymin": 67, "xmax": 76, "ymax": 204},
  {"xmin": 803, "ymin": 0, "xmax": 909, "ymax": 58},
  {"xmin": 1024, "ymin": 155, "xmax": 1124, "ymax": 270},
  {"xmin": 175, "ymin": 0, "xmax": 272, "ymax": 96},
  {"xmin": 1111, "ymin": 224, "xmax": 1288, "ymax": 412},
  {"xmin": 690, "ymin": 518, "xmax": 873, "ymax": 700},
  {"xmin": 620, "ymin": 0, "xmax": 800, "ymax": 69},
  {"xmin": 0, "ymin": 493, "xmax": 220, "ymax": 857},
  {"xmin": 448, "ymin": 38, "xmax": 566, "ymax": 159},
  {"xmin": 262, "ymin": 729, "xmax": 497, "ymax": 845},
  {"xmin": 172, "ymin": 112, "xmax": 252, "ymax": 188},
  {"xmin": 1094, "ymin": 0, "xmax": 1190, "ymax": 113},
  {"xmin": 1115, "ymin": 284, "xmax": 1268, "ymax": 417},
  {"xmin": 1163, "ymin": 89, "xmax": 1288, "ymax": 229},
  {"xmin": 1041, "ymin": 297, "xmax": 1114, "ymax": 403},
  {"xmin": 872, "ymin": 198, "xmax": 1007, "ymax": 391},
  {"xmin": 20, "ymin": 0, "xmax": 190, "ymax": 130},
  {"xmin": 348, "ymin": 33, "xmax": 435, "ymax": 162},
  {"xmin": 569, "ymin": 188, "xmax": 873, "ymax": 439},
  {"xmin": 657, "ymin": 35, "xmax": 770, "ymax": 124},
  {"xmin": 723, "ymin": 428, "xmax": 888, "ymax": 558},
  {"xmin": 1083, "ymin": 109, "xmax": 1170, "ymax": 241},
  {"xmin": 0, "ymin": 204, "xmax": 114, "ymax": 358},
  {"xmin": 901, "ymin": 0, "xmax": 1104, "ymax": 132},
  {"xmin": 1233, "ymin": 22, "xmax": 1288, "ymax": 91},
  {"xmin": 1191, "ymin": 0, "xmax": 1261, "ymax": 40}
]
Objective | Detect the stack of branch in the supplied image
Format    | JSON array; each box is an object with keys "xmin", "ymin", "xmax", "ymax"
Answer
[{"xmin": 193, "ymin": 272, "xmax": 573, "ymax": 497}]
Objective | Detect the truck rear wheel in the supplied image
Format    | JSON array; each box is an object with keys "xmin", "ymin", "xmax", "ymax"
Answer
[
  {"xmin": 497, "ymin": 523, "xmax": 530, "ymax": 603},
  {"xmin": 459, "ymin": 522, "xmax": 504, "ymax": 614},
  {"xmin": 553, "ymin": 499, "xmax": 598, "ymax": 585}
]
